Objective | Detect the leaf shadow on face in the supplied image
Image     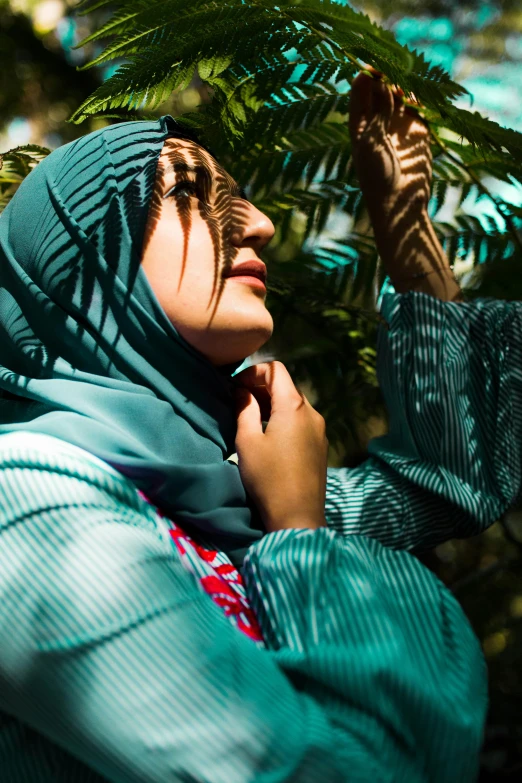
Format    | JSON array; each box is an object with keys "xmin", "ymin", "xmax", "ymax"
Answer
[
  {"xmin": 142, "ymin": 139, "xmax": 251, "ymax": 328},
  {"xmin": 0, "ymin": 133, "xmax": 254, "ymax": 425}
]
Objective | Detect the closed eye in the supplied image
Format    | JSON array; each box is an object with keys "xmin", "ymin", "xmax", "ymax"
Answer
[
  {"xmin": 164, "ymin": 178, "xmax": 246, "ymax": 203},
  {"xmin": 164, "ymin": 180, "xmax": 199, "ymax": 200}
]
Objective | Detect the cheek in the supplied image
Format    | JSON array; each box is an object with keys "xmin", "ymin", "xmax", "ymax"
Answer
[
  {"xmin": 184, "ymin": 220, "xmax": 216, "ymax": 256},
  {"xmin": 159, "ymin": 204, "xmax": 215, "ymax": 258},
  {"xmin": 148, "ymin": 217, "xmax": 219, "ymax": 306},
  {"xmin": 143, "ymin": 206, "xmax": 208, "ymax": 285},
  {"xmin": 143, "ymin": 208, "xmax": 182, "ymax": 268}
]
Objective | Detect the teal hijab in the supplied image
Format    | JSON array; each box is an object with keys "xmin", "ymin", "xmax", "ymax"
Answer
[{"xmin": 0, "ymin": 116, "xmax": 264, "ymax": 566}]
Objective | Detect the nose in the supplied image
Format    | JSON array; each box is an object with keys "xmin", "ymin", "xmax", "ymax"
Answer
[{"xmin": 231, "ymin": 202, "xmax": 275, "ymax": 253}]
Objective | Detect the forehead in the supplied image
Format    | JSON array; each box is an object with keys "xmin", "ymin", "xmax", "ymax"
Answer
[
  {"xmin": 158, "ymin": 138, "xmax": 217, "ymax": 172},
  {"xmin": 156, "ymin": 137, "xmax": 241, "ymax": 195}
]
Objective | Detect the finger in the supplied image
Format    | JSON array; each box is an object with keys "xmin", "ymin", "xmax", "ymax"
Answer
[
  {"xmin": 369, "ymin": 78, "xmax": 394, "ymax": 133},
  {"xmin": 233, "ymin": 361, "xmax": 302, "ymax": 414},
  {"xmin": 232, "ymin": 362, "xmax": 281, "ymax": 389},
  {"xmin": 350, "ymin": 72, "xmax": 394, "ymax": 143},
  {"xmin": 349, "ymin": 72, "xmax": 374, "ymax": 142},
  {"xmin": 234, "ymin": 389, "xmax": 262, "ymax": 444},
  {"xmin": 232, "ymin": 381, "xmax": 271, "ymax": 422},
  {"xmin": 361, "ymin": 65, "xmax": 384, "ymax": 80},
  {"xmin": 251, "ymin": 385, "xmax": 272, "ymax": 421},
  {"xmin": 234, "ymin": 363, "xmax": 315, "ymax": 417}
]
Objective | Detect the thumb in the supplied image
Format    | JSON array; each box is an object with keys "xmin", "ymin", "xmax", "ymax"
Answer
[{"xmin": 235, "ymin": 388, "xmax": 262, "ymax": 446}]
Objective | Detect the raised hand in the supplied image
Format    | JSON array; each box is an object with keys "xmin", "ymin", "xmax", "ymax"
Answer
[
  {"xmin": 349, "ymin": 70, "xmax": 462, "ymax": 301},
  {"xmin": 349, "ymin": 70, "xmax": 432, "ymax": 219}
]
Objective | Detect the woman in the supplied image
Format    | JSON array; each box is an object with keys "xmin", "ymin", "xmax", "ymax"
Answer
[{"xmin": 0, "ymin": 73, "xmax": 518, "ymax": 781}]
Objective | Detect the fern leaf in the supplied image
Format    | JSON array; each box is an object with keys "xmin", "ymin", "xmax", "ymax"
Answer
[{"xmin": 0, "ymin": 145, "xmax": 51, "ymax": 213}]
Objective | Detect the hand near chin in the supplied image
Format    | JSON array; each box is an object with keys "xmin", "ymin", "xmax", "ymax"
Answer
[
  {"xmin": 233, "ymin": 361, "xmax": 328, "ymax": 534},
  {"xmin": 349, "ymin": 69, "xmax": 432, "ymax": 224}
]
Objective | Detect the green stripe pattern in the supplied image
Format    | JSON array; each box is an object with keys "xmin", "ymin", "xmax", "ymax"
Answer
[
  {"xmin": 326, "ymin": 292, "xmax": 522, "ymax": 550},
  {"xmin": 1, "ymin": 290, "xmax": 518, "ymax": 782}
]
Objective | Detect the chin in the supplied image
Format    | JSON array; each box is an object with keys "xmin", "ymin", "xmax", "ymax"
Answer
[
  {"xmin": 216, "ymin": 335, "xmax": 273, "ymax": 366},
  {"xmin": 211, "ymin": 320, "xmax": 274, "ymax": 366},
  {"xmin": 178, "ymin": 308, "xmax": 274, "ymax": 366}
]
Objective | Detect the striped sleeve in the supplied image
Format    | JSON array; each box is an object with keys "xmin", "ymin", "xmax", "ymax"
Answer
[
  {"xmin": 325, "ymin": 292, "xmax": 522, "ymax": 551},
  {"xmin": 0, "ymin": 442, "xmax": 486, "ymax": 782},
  {"xmin": 244, "ymin": 528, "xmax": 487, "ymax": 783}
]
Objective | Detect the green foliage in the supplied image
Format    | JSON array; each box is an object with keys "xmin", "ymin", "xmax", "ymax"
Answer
[
  {"xmin": 0, "ymin": 144, "xmax": 50, "ymax": 211},
  {"xmin": 3, "ymin": 3, "xmax": 521, "ymax": 774},
  {"xmin": 4, "ymin": 0, "xmax": 522, "ymax": 449},
  {"xmin": 67, "ymin": 1, "xmax": 522, "ymax": 267}
]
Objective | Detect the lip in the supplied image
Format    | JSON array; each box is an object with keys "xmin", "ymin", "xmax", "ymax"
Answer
[
  {"xmin": 223, "ymin": 259, "xmax": 267, "ymax": 285},
  {"xmin": 226, "ymin": 275, "xmax": 266, "ymax": 291}
]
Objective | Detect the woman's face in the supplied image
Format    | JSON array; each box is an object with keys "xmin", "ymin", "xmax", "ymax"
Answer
[{"xmin": 141, "ymin": 138, "xmax": 275, "ymax": 366}]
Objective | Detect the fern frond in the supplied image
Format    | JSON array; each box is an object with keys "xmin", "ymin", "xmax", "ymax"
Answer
[
  {"xmin": 434, "ymin": 215, "xmax": 513, "ymax": 266},
  {"xmin": 278, "ymin": 1, "xmax": 468, "ymax": 104},
  {"xmin": 0, "ymin": 145, "xmax": 51, "ymax": 213},
  {"xmin": 72, "ymin": 0, "xmax": 522, "ymax": 163},
  {"xmin": 236, "ymin": 120, "xmax": 352, "ymax": 195},
  {"xmin": 76, "ymin": 3, "xmax": 291, "ymax": 71},
  {"xmin": 434, "ymin": 108, "xmax": 522, "ymax": 160},
  {"xmin": 438, "ymin": 138, "xmax": 522, "ymax": 185},
  {"xmin": 248, "ymin": 83, "xmax": 350, "ymax": 141},
  {"xmin": 76, "ymin": 0, "xmax": 121, "ymax": 14},
  {"xmin": 70, "ymin": 54, "xmax": 195, "ymax": 122}
]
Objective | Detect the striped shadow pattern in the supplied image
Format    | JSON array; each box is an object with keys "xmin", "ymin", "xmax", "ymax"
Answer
[
  {"xmin": 326, "ymin": 291, "xmax": 522, "ymax": 551},
  {"xmin": 0, "ymin": 429, "xmax": 486, "ymax": 782},
  {"xmin": 2, "ymin": 289, "xmax": 520, "ymax": 780}
]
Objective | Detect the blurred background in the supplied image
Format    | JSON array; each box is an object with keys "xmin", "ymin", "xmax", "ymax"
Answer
[{"xmin": 0, "ymin": 0, "xmax": 521, "ymax": 778}]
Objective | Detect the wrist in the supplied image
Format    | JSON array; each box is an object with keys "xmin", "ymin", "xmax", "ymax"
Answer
[
  {"xmin": 365, "ymin": 202, "xmax": 462, "ymax": 301},
  {"xmin": 367, "ymin": 196, "xmax": 430, "ymax": 261},
  {"xmin": 384, "ymin": 208, "xmax": 450, "ymax": 279}
]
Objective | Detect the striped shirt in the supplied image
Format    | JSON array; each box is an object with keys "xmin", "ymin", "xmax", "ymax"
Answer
[{"xmin": 1, "ymin": 291, "xmax": 520, "ymax": 782}]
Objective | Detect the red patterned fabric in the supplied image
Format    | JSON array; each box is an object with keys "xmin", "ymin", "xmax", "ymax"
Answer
[{"xmin": 137, "ymin": 490, "xmax": 265, "ymax": 646}]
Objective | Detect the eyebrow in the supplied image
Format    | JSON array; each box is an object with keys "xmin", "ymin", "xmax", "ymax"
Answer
[{"xmin": 161, "ymin": 162, "xmax": 247, "ymax": 199}]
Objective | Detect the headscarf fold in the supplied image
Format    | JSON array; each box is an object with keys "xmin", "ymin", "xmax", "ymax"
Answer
[{"xmin": 0, "ymin": 116, "xmax": 264, "ymax": 567}]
